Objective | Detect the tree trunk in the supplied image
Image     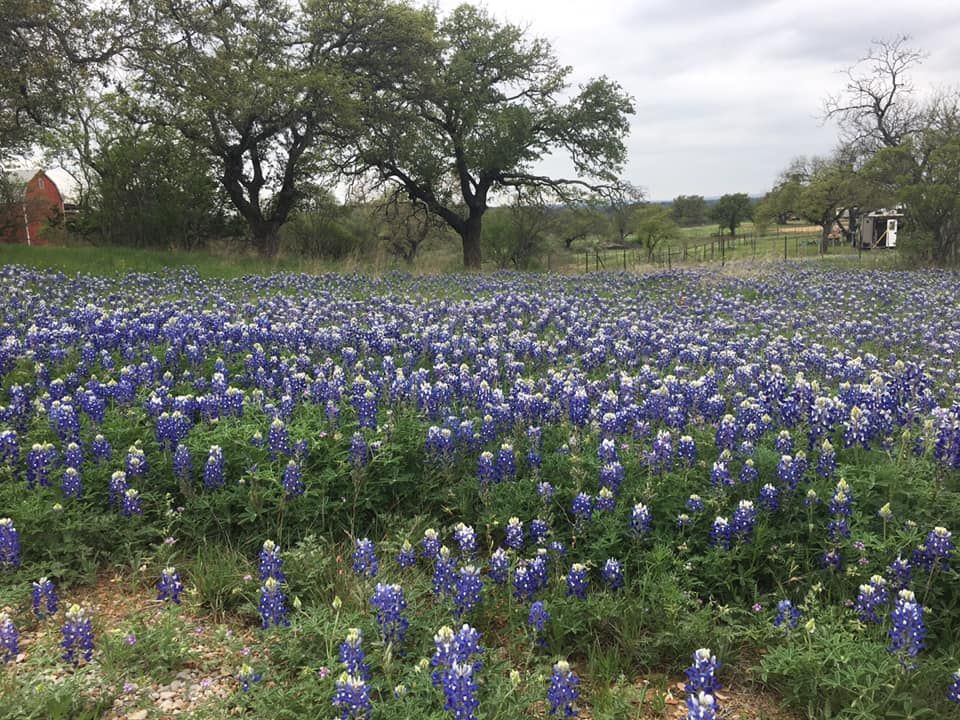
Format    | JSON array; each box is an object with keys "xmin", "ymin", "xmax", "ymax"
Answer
[
  {"xmin": 461, "ymin": 214, "xmax": 483, "ymax": 269},
  {"xmin": 251, "ymin": 221, "xmax": 281, "ymax": 258},
  {"xmin": 821, "ymin": 224, "xmax": 831, "ymax": 254}
]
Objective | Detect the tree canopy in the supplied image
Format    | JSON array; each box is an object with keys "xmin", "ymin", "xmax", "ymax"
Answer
[
  {"xmin": 341, "ymin": 3, "xmax": 635, "ymax": 268},
  {"xmin": 710, "ymin": 193, "xmax": 752, "ymax": 237}
]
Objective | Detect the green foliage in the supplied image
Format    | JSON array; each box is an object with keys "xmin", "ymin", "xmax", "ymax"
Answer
[
  {"xmin": 710, "ymin": 192, "xmax": 754, "ymax": 237},
  {"xmin": 671, "ymin": 195, "xmax": 708, "ymax": 227},
  {"xmin": 631, "ymin": 205, "xmax": 678, "ymax": 261}
]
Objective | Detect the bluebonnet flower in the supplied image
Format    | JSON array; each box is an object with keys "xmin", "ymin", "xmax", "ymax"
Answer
[
  {"xmin": 332, "ymin": 673, "xmax": 371, "ymax": 720},
  {"xmin": 677, "ymin": 435, "xmax": 697, "ymax": 466},
  {"xmin": 547, "ymin": 660, "xmax": 580, "ymax": 717},
  {"xmin": 397, "ymin": 540, "xmax": 416, "ymax": 569},
  {"xmin": 370, "ymin": 583, "xmax": 408, "ymax": 648},
  {"xmin": 453, "ymin": 523, "xmax": 477, "ymax": 559},
  {"xmin": 0, "ymin": 613, "xmax": 17, "ymax": 663},
  {"xmin": 566, "ymin": 563, "xmax": 588, "ymax": 600},
  {"xmin": 630, "ymin": 503, "xmax": 652, "ymax": 535},
  {"xmin": 922, "ymin": 526, "xmax": 954, "ymax": 569},
  {"xmin": 421, "ymin": 529, "xmax": 441, "ymax": 561},
  {"xmin": 204, "ymin": 445, "xmax": 225, "ymax": 490},
  {"xmin": 259, "ymin": 577, "xmax": 290, "ymax": 629},
  {"xmin": 775, "ymin": 430, "xmax": 794, "ymax": 455},
  {"xmin": 715, "ymin": 415, "xmax": 737, "ymax": 451},
  {"xmin": 709, "ymin": 517, "xmax": 731, "ymax": 550},
  {"xmin": 537, "ymin": 481, "xmax": 555, "ymax": 503},
  {"xmin": 339, "ymin": 628, "xmax": 371, "ymax": 680},
  {"xmin": 599, "ymin": 462, "xmax": 625, "ymax": 494},
  {"xmin": 32, "ymin": 577, "xmax": 58, "ymax": 618},
  {"xmin": 731, "ymin": 500, "xmax": 757, "ymax": 541},
  {"xmin": 477, "ymin": 451, "xmax": 496, "ymax": 486},
  {"xmin": 773, "ymin": 599, "xmax": 801, "ymax": 631},
  {"xmin": 686, "ymin": 494, "xmax": 704, "ymax": 514},
  {"xmin": 513, "ymin": 561, "xmax": 538, "ymax": 602},
  {"xmin": 495, "ymin": 443, "xmax": 516, "ymax": 482},
  {"xmin": 63, "ymin": 441, "xmax": 83, "ymax": 470},
  {"xmin": 431, "ymin": 624, "xmax": 483, "ymax": 685},
  {"xmin": 776, "ymin": 455, "xmax": 800, "ymax": 492},
  {"xmin": 816, "ymin": 439, "xmax": 836, "ymax": 478},
  {"xmin": 571, "ymin": 493, "xmax": 593, "ymax": 525},
  {"xmin": 91, "ymin": 433, "xmax": 111, "ymax": 463},
  {"xmin": 349, "ymin": 433, "xmax": 369, "ymax": 468},
  {"xmin": 528, "ymin": 600, "xmax": 550, "ymax": 639},
  {"xmin": 121, "ymin": 488, "xmax": 142, "ymax": 517},
  {"xmin": 649, "ymin": 430, "xmax": 674, "ymax": 473},
  {"xmin": 0, "ymin": 430, "xmax": 18, "ymax": 466},
  {"xmin": 877, "ymin": 503, "xmax": 894, "ymax": 523},
  {"xmin": 61, "ymin": 604, "xmax": 94, "ymax": 664},
  {"xmin": 454, "ymin": 565, "xmax": 483, "ymax": 617},
  {"xmin": 594, "ymin": 487, "xmax": 615, "ymax": 513},
  {"xmin": 888, "ymin": 555, "xmax": 912, "ymax": 590},
  {"xmin": 602, "ymin": 558, "xmax": 624, "ymax": 590},
  {"xmin": 804, "ymin": 489, "xmax": 820, "ymax": 507},
  {"xmin": 57, "ymin": 464, "xmax": 82, "ymax": 498},
  {"xmin": 489, "ymin": 548, "xmax": 509, "ymax": 585},
  {"xmin": 947, "ymin": 669, "xmax": 960, "ymax": 705},
  {"xmin": 173, "ymin": 443, "xmax": 192, "ymax": 484},
  {"xmin": 26, "ymin": 442, "xmax": 55, "ymax": 488},
  {"xmin": 829, "ymin": 479, "xmax": 853, "ymax": 516},
  {"xmin": 268, "ymin": 417, "xmax": 291, "ymax": 459},
  {"xmin": 441, "ymin": 661, "xmax": 480, "ymax": 720},
  {"xmin": 352, "ymin": 538, "xmax": 378, "ymax": 578},
  {"xmin": 738, "ymin": 458, "xmax": 758, "ymax": 485},
  {"xmin": 259, "ymin": 540, "xmax": 285, "ymax": 582},
  {"xmin": 758, "ymin": 483, "xmax": 780, "ymax": 512},
  {"xmin": 828, "ymin": 518, "xmax": 850, "ymax": 541},
  {"xmin": 504, "ymin": 517, "xmax": 524, "ymax": 551},
  {"xmin": 686, "ymin": 691, "xmax": 718, "ymax": 720},
  {"xmin": 598, "ymin": 438, "xmax": 618, "ymax": 463},
  {"xmin": 125, "ymin": 444, "xmax": 147, "ymax": 477},
  {"xmin": 821, "ymin": 549, "xmax": 843, "ymax": 571},
  {"xmin": 844, "ymin": 406, "xmax": 871, "ymax": 448},
  {"xmin": 529, "ymin": 519, "xmax": 550, "ymax": 545},
  {"xmin": 433, "ymin": 546, "xmax": 457, "ymax": 597},
  {"xmin": 855, "ymin": 575, "xmax": 889, "ymax": 624},
  {"xmin": 158, "ymin": 566, "xmax": 184, "ymax": 604},
  {"xmin": 710, "ymin": 455, "xmax": 732, "ymax": 487},
  {"xmin": 108, "ymin": 470, "xmax": 129, "ymax": 507},
  {"xmin": 677, "ymin": 513, "xmax": 691, "ymax": 529},
  {"xmin": 685, "ymin": 648, "xmax": 721, "ymax": 695},
  {"xmin": 888, "ymin": 589, "xmax": 925, "ymax": 668},
  {"xmin": 238, "ymin": 663, "xmax": 262, "ymax": 692},
  {"xmin": 282, "ymin": 459, "xmax": 304, "ymax": 498},
  {"xmin": 1, "ymin": 518, "xmax": 22, "ymax": 570}
]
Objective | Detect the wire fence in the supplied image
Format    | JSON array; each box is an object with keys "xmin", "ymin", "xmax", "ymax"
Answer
[{"xmin": 576, "ymin": 228, "xmax": 862, "ymax": 272}]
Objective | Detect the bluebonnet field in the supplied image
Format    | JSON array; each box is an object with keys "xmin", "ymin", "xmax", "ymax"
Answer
[{"xmin": 1, "ymin": 264, "xmax": 959, "ymax": 719}]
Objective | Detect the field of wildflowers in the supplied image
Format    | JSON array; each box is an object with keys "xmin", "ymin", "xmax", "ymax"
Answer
[{"xmin": 1, "ymin": 264, "xmax": 959, "ymax": 719}]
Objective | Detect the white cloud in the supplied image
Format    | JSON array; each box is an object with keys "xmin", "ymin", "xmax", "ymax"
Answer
[{"xmin": 435, "ymin": 0, "xmax": 960, "ymax": 198}]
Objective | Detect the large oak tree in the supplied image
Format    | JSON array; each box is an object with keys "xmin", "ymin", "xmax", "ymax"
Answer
[{"xmin": 341, "ymin": 3, "xmax": 635, "ymax": 269}]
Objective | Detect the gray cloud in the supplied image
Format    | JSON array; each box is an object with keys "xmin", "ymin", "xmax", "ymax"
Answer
[{"xmin": 437, "ymin": 0, "xmax": 960, "ymax": 198}]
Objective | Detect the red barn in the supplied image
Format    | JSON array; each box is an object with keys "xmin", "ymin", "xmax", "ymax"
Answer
[{"xmin": 0, "ymin": 169, "xmax": 66, "ymax": 246}]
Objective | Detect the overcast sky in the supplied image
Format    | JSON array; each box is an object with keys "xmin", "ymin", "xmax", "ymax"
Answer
[{"xmin": 436, "ymin": 0, "xmax": 960, "ymax": 200}]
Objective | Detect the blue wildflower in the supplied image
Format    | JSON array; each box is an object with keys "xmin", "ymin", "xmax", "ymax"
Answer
[
  {"xmin": 259, "ymin": 540, "xmax": 285, "ymax": 582},
  {"xmin": 0, "ymin": 613, "xmax": 18, "ymax": 663},
  {"xmin": 339, "ymin": 628, "xmax": 370, "ymax": 680},
  {"xmin": 566, "ymin": 563, "xmax": 588, "ymax": 600},
  {"xmin": 547, "ymin": 660, "xmax": 580, "ymax": 717},
  {"xmin": 773, "ymin": 599, "xmax": 800, "ymax": 631},
  {"xmin": 61, "ymin": 604, "xmax": 94, "ymax": 664},
  {"xmin": 332, "ymin": 673, "xmax": 372, "ymax": 720},
  {"xmin": 630, "ymin": 503, "xmax": 652, "ymax": 535},
  {"xmin": 888, "ymin": 589, "xmax": 925, "ymax": 668},
  {"xmin": 238, "ymin": 663, "xmax": 262, "ymax": 692},
  {"xmin": 602, "ymin": 558, "xmax": 624, "ymax": 590},
  {"xmin": 282, "ymin": 459, "xmax": 304, "ymax": 498},
  {"xmin": 259, "ymin": 577, "xmax": 290, "ymax": 629},
  {"xmin": 32, "ymin": 577, "xmax": 58, "ymax": 618},
  {"xmin": 158, "ymin": 566, "xmax": 184, "ymax": 604},
  {"xmin": 504, "ymin": 517, "xmax": 525, "ymax": 551},
  {"xmin": 454, "ymin": 565, "xmax": 483, "ymax": 617},
  {"xmin": 203, "ymin": 445, "xmax": 225, "ymax": 490},
  {"xmin": 397, "ymin": 540, "xmax": 416, "ymax": 569},
  {"xmin": 352, "ymin": 538, "xmax": 378, "ymax": 578},
  {"xmin": 370, "ymin": 583, "xmax": 408, "ymax": 648},
  {"xmin": 685, "ymin": 648, "xmax": 721, "ymax": 695},
  {"xmin": 0, "ymin": 518, "xmax": 20, "ymax": 570},
  {"xmin": 489, "ymin": 548, "xmax": 509, "ymax": 585}
]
